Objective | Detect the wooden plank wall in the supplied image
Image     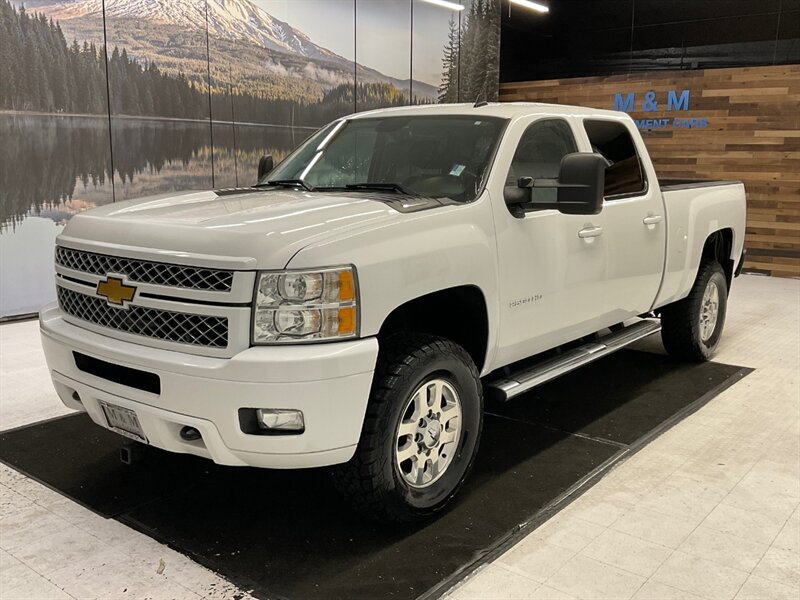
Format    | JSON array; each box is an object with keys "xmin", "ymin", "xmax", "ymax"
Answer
[{"xmin": 499, "ymin": 65, "xmax": 800, "ymax": 278}]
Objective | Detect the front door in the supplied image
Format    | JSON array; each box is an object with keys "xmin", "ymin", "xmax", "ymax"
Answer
[{"xmin": 491, "ymin": 117, "xmax": 610, "ymax": 367}]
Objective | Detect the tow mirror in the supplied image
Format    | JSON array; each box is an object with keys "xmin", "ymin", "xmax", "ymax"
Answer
[
  {"xmin": 257, "ymin": 154, "xmax": 274, "ymax": 182},
  {"xmin": 503, "ymin": 153, "xmax": 606, "ymax": 217},
  {"xmin": 555, "ymin": 153, "xmax": 606, "ymax": 215}
]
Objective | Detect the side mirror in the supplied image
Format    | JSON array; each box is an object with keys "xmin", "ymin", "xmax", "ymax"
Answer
[
  {"xmin": 257, "ymin": 154, "xmax": 274, "ymax": 181},
  {"xmin": 555, "ymin": 153, "xmax": 606, "ymax": 215},
  {"xmin": 503, "ymin": 153, "xmax": 606, "ymax": 217}
]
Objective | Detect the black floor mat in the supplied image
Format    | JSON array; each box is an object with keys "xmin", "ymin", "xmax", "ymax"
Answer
[{"xmin": 0, "ymin": 350, "xmax": 748, "ymax": 599}]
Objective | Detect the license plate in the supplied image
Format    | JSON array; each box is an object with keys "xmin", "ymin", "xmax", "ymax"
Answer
[{"xmin": 99, "ymin": 401, "xmax": 147, "ymax": 443}]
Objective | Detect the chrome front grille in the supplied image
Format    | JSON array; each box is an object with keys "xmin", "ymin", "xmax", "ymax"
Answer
[
  {"xmin": 57, "ymin": 286, "xmax": 229, "ymax": 349},
  {"xmin": 55, "ymin": 246, "xmax": 233, "ymax": 292}
]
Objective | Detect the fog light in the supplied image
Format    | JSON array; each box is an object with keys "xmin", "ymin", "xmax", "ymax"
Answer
[{"xmin": 256, "ymin": 409, "xmax": 305, "ymax": 432}]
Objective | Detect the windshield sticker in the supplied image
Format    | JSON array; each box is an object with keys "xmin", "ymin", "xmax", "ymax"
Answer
[{"xmin": 449, "ymin": 164, "xmax": 466, "ymax": 176}]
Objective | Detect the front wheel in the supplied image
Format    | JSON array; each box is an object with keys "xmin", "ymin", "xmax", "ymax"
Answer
[
  {"xmin": 332, "ymin": 333, "xmax": 483, "ymax": 522},
  {"xmin": 661, "ymin": 261, "xmax": 729, "ymax": 361}
]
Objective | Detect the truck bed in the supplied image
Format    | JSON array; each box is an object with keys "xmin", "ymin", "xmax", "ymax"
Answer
[
  {"xmin": 654, "ymin": 178, "xmax": 747, "ymax": 310},
  {"xmin": 659, "ymin": 179, "xmax": 742, "ymax": 191}
]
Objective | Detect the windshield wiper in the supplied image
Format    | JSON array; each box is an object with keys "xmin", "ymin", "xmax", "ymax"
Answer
[
  {"xmin": 255, "ymin": 179, "xmax": 316, "ymax": 192},
  {"xmin": 345, "ymin": 182, "xmax": 416, "ymax": 195}
]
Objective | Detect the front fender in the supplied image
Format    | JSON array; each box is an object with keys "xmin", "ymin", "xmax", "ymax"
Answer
[{"xmin": 286, "ymin": 198, "xmax": 500, "ymax": 373}]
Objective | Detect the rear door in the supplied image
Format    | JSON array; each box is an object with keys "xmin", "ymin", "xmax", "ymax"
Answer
[{"xmin": 579, "ymin": 118, "xmax": 666, "ymax": 321}]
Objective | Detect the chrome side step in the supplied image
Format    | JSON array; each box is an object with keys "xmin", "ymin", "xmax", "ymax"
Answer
[{"xmin": 485, "ymin": 319, "xmax": 662, "ymax": 402}]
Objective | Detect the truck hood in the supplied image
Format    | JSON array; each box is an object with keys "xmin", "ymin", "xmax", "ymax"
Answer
[{"xmin": 59, "ymin": 189, "xmax": 404, "ymax": 268}]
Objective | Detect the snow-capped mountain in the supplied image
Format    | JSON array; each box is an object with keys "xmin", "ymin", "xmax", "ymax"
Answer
[
  {"xmin": 15, "ymin": 0, "xmax": 439, "ymax": 98},
  {"xmin": 19, "ymin": 0, "xmax": 347, "ymax": 64}
]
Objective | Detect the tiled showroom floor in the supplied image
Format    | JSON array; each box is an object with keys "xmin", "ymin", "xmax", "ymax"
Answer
[
  {"xmin": 448, "ymin": 274, "xmax": 800, "ymax": 600},
  {"xmin": 1, "ymin": 273, "xmax": 798, "ymax": 600}
]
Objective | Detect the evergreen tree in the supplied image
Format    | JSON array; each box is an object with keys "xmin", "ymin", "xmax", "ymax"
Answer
[
  {"xmin": 441, "ymin": 0, "xmax": 500, "ymax": 104},
  {"xmin": 483, "ymin": 0, "xmax": 501, "ymax": 101},
  {"xmin": 438, "ymin": 16, "xmax": 459, "ymax": 103},
  {"xmin": 467, "ymin": 0, "xmax": 487, "ymax": 102}
]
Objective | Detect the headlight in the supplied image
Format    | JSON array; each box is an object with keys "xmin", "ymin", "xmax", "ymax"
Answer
[{"xmin": 252, "ymin": 266, "xmax": 358, "ymax": 344}]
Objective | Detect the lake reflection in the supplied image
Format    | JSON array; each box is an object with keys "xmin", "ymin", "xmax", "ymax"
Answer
[
  {"xmin": 0, "ymin": 114, "xmax": 308, "ymax": 228},
  {"xmin": 0, "ymin": 114, "xmax": 309, "ymax": 316}
]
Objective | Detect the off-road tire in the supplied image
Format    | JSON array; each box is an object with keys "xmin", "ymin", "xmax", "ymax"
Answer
[
  {"xmin": 332, "ymin": 333, "xmax": 483, "ymax": 522},
  {"xmin": 661, "ymin": 261, "xmax": 728, "ymax": 361}
]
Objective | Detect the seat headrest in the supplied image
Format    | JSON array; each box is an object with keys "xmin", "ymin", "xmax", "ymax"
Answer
[{"xmin": 409, "ymin": 139, "xmax": 445, "ymax": 169}]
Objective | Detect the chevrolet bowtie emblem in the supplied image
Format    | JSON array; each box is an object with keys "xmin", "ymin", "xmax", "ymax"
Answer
[{"xmin": 96, "ymin": 276, "xmax": 136, "ymax": 307}]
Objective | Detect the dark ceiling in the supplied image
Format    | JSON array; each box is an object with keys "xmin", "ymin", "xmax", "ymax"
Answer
[{"xmin": 500, "ymin": 0, "xmax": 800, "ymax": 82}]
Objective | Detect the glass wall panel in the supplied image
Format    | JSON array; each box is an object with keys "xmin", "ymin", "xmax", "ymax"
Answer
[
  {"xmin": 0, "ymin": 0, "xmax": 500, "ymax": 317},
  {"xmin": 459, "ymin": 0, "xmax": 501, "ymax": 102},
  {"xmin": 355, "ymin": 0, "xmax": 411, "ymax": 110},
  {"xmin": 412, "ymin": 0, "xmax": 462, "ymax": 104},
  {"xmin": 104, "ymin": 0, "xmax": 213, "ymax": 200},
  {"xmin": 212, "ymin": 0, "xmax": 356, "ymax": 186},
  {"xmin": 208, "ymin": 44, "xmax": 239, "ymax": 189},
  {"xmin": 1, "ymin": 1, "xmax": 113, "ymax": 316}
]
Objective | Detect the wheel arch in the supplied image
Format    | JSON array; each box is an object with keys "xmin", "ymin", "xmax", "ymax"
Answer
[
  {"xmin": 377, "ymin": 285, "xmax": 490, "ymax": 372},
  {"xmin": 701, "ymin": 228, "xmax": 735, "ymax": 289}
]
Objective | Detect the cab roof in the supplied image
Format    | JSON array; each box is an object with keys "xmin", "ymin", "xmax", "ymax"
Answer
[{"xmin": 346, "ymin": 101, "xmax": 627, "ymax": 122}]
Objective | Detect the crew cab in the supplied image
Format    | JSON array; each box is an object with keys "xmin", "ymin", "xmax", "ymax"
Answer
[{"xmin": 40, "ymin": 102, "xmax": 746, "ymax": 520}]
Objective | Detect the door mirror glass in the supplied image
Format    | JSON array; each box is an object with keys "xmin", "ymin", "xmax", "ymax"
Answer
[{"xmin": 258, "ymin": 155, "xmax": 274, "ymax": 182}]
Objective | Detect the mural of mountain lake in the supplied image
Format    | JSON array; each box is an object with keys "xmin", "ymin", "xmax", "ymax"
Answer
[{"xmin": 0, "ymin": 113, "xmax": 313, "ymax": 317}]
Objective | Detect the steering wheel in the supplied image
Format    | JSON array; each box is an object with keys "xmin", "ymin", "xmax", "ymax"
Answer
[{"xmin": 401, "ymin": 169, "xmax": 479, "ymax": 201}]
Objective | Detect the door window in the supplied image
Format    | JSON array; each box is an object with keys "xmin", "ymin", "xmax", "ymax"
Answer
[
  {"xmin": 506, "ymin": 119, "xmax": 578, "ymax": 204},
  {"xmin": 583, "ymin": 120, "xmax": 647, "ymax": 198}
]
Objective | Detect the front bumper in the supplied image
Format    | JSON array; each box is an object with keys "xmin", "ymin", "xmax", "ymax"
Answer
[{"xmin": 39, "ymin": 304, "xmax": 379, "ymax": 468}]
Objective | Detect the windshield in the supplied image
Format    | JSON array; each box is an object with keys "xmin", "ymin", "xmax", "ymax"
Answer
[{"xmin": 262, "ymin": 115, "xmax": 507, "ymax": 203}]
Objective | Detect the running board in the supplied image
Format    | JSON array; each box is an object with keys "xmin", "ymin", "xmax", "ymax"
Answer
[{"xmin": 484, "ymin": 319, "xmax": 662, "ymax": 402}]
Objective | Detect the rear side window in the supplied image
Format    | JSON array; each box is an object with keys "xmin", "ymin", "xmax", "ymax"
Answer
[{"xmin": 583, "ymin": 120, "xmax": 646, "ymax": 197}]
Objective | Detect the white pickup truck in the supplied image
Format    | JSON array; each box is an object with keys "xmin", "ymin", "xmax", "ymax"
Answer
[{"xmin": 40, "ymin": 103, "xmax": 746, "ymax": 520}]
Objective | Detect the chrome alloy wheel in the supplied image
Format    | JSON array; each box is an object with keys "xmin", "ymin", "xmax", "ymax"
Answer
[
  {"xmin": 700, "ymin": 279, "xmax": 720, "ymax": 342},
  {"xmin": 394, "ymin": 378, "xmax": 462, "ymax": 488}
]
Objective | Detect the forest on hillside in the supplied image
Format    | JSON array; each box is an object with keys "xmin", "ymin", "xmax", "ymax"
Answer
[
  {"xmin": 0, "ymin": 1, "xmax": 412, "ymax": 126},
  {"xmin": 1, "ymin": 0, "xmax": 499, "ymax": 123},
  {"xmin": 0, "ymin": 2, "xmax": 107, "ymax": 114}
]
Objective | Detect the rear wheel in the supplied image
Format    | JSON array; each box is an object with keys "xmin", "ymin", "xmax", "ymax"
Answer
[
  {"xmin": 661, "ymin": 261, "xmax": 728, "ymax": 361},
  {"xmin": 333, "ymin": 333, "xmax": 483, "ymax": 522}
]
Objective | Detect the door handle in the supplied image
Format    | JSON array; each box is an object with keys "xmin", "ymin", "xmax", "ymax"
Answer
[
  {"xmin": 643, "ymin": 215, "xmax": 663, "ymax": 225},
  {"xmin": 578, "ymin": 226, "xmax": 604, "ymax": 239}
]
